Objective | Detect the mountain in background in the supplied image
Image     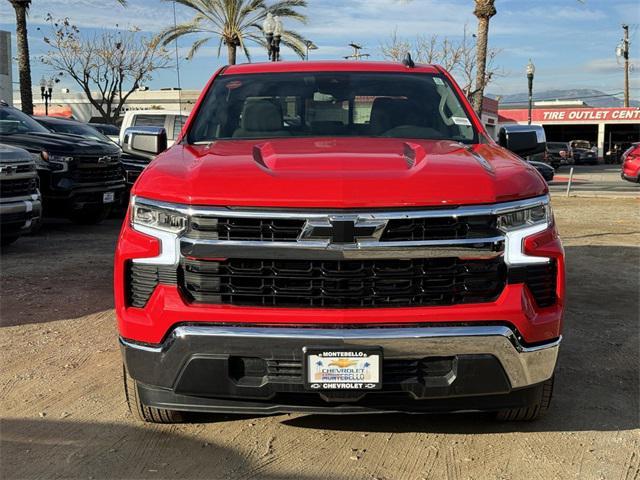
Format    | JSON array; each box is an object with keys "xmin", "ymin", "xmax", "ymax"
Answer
[{"xmin": 487, "ymin": 89, "xmax": 640, "ymax": 108}]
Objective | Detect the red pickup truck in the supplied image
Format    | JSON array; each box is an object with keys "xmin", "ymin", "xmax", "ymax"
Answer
[{"xmin": 115, "ymin": 61, "xmax": 564, "ymax": 423}]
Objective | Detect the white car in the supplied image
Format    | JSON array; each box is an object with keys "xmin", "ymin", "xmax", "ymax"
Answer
[{"xmin": 119, "ymin": 110, "xmax": 189, "ymax": 147}]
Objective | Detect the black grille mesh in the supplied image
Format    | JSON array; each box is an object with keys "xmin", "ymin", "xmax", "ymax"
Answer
[
  {"xmin": 73, "ymin": 163, "xmax": 123, "ymax": 184},
  {"xmin": 189, "ymin": 216, "xmax": 305, "ymax": 241},
  {"xmin": 126, "ymin": 263, "xmax": 178, "ymax": 308},
  {"xmin": 523, "ymin": 261, "xmax": 557, "ymax": 308},
  {"xmin": 232, "ymin": 357, "xmax": 454, "ymax": 383},
  {"xmin": 180, "ymin": 257, "xmax": 506, "ymax": 308},
  {"xmin": 381, "ymin": 215, "xmax": 499, "ymax": 242},
  {"xmin": 0, "ymin": 178, "xmax": 38, "ymax": 198}
]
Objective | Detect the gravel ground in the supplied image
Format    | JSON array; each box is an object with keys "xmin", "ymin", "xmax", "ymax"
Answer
[{"xmin": 1, "ymin": 197, "xmax": 638, "ymax": 480}]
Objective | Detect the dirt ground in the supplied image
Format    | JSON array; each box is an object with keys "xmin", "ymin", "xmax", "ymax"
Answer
[{"xmin": 1, "ymin": 197, "xmax": 638, "ymax": 480}]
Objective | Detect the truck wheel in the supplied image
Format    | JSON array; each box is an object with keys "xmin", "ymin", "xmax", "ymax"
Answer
[
  {"xmin": 70, "ymin": 205, "xmax": 111, "ymax": 225},
  {"xmin": 123, "ymin": 366, "xmax": 184, "ymax": 423},
  {"xmin": 1, "ymin": 235, "xmax": 19, "ymax": 246},
  {"xmin": 496, "ymin": 375, "xmax": 554, "ymax": 421}
]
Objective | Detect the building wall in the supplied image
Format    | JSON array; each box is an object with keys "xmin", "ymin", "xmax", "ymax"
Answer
[
  {"xmin": 499, "ymin": 107, "xmax": 640, "ymax": 160},
  {"xmin": 15, "ymin": 89, "xmax": 201, "ymax": 122}
]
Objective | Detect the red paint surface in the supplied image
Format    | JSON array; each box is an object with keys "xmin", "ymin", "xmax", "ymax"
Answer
[
  {"xmin": 133, "ymin": 138, "xmax": 547, "ymax": 208},
  {"xmin": 116, "ymin": 61, "xmax": 564, "ymax": 346},
  {"xmin": 622, "ymin": 144, "xmax": 640, "ymax": 181}
]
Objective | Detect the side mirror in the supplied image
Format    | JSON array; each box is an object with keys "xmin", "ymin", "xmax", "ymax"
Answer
[
  {"xmin": 498, "ymin": 124, "xmax": 546, "ymax": 157},
  {"xmin": 122, "ymin": 126, "xmax": 168, "ymax": 160}
]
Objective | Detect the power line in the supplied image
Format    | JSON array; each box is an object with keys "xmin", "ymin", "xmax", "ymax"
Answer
[{"xmin": 499, "ymin": 90, "xmax": 639, "ymax": 105}]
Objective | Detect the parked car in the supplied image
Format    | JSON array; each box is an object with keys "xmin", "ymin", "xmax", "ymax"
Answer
[
  {"xmin": 0, "ymin": 103, "xmax": 125, "ymax": 223},
  {"xmin": 118, "ymin": 110, "xmax": 188, "ymax": 148},
  {"xmin": 116, "ymin": 61, "xmax": 564, "ymax": 423},
  {"xmin": 0, "ymin": 144, "xmax": 42, "ymax": 245},
  {"xmin": 546, "ymin": 142, "xmax": 572, "ymax": 168},
  {"xmin": 621, "ymin": 142, "xmax": 640, "ymax": 183},
  {"xmin": 569, "ymin": 140, "xmax": 598, "ymax": 165},
  {"xmin": 88, "ymin": 122, "xmax": 120, "ymax": 144},
  {"xmin": 529, "ymin": 160, "xmax": 555, "ymax": 182},
  {"xmin": 117, "ymin": 111, "xmax": 184, "ymax": 186},
  {"xmin": 34, "ymin": 116, "xmax": 117, "ymax": 145}
]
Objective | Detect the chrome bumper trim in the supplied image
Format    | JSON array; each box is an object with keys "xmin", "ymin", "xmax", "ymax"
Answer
[
  {"xmin": 120, "ymin": 325, "xmax": 560, "ymax": 389},
  {"xmin": 179, "ymin": 237, "xmax": 504, "ymax": 260},
  {"xmin": 135, "ymin": 194, "xmax": 550, "ymax": 219}
]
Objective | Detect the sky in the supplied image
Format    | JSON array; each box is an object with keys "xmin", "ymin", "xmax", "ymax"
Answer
[{"xmin": 2, "ymin": 0, "xmax": 638, "ymax": 100}]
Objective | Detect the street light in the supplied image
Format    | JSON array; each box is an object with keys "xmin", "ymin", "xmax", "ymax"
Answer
[
  {"xmin": 40, "ymin": 76, "xmax": 53, "ymax": 116},
  {"xmin": 262, "ymin": 13, "xmax": 283, "ymax": 61},
  {"xmin": 305, "ymin": 40, "xmax": 318, "ymax": 61},
  {"xmin": 526, "ymin": 59, "xmax": 535, "ymax": 125}
]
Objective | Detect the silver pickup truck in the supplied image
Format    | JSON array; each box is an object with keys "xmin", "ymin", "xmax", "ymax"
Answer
[{"xmin": 0, "ymin": 144, "xmax": 42, "ymax": 246}]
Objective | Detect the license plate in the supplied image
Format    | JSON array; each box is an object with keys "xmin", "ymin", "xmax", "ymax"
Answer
[
  {"xmin": 304, "ymin": 347, "xmax": 382, "ymax": 390},
  {"xmin": 103, "ymin": 191, "xmax": 115, "ymax": 204}
]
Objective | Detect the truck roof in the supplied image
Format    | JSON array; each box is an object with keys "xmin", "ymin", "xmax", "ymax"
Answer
[{"xmin": 222, "ymin": 60, "xmax": 441, "ymax": 75}]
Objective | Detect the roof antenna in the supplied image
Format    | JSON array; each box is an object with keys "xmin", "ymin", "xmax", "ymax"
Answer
[{"xmin": 402, "ymin": 52, "xmax": 415, "ymax": 68}]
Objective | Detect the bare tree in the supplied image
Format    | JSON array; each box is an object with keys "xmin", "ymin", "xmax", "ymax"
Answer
[
  {"xmin": 380, "ymin": 26, "xmax": 501, "ymax": 98},
  {"xmin": 41, "ymin": 16, "xmax": 172, "ymax": 123}
]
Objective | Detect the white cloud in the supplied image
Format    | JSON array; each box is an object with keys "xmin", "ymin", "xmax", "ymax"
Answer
[{"xmin": 583, "ymin": 57, "xmax": 625, "ymax": 74}]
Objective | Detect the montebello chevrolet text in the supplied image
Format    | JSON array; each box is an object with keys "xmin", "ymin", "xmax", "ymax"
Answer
[{"xmin": 115, "ymin": 61, "xmax": 565, "ymax": 423}]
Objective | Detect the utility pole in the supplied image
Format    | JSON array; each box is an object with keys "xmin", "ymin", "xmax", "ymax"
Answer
[{"xmin": 622, "ymin": 24, "xmax": 630, "ymax": 108}]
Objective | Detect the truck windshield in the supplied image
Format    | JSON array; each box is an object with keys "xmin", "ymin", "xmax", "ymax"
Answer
[
  {"xmin": 0, "ymin": 107, "xmax": 50, "ymax": 135},
  {"xmin": 39, "ymin": 121, "xmax": 113, "ymax": 143},
  {"xmin": 188, "ymin": 72, "xmax": 477, "ymax": 144}
]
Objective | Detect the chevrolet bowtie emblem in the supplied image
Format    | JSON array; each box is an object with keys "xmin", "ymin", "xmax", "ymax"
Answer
[
  {"xmin": 328, "ymin": 359, "xmax": 358, "ymax": 368},
  {"xmin": 299, "ymin": 217, "xmax": 387, "ymax": 244}
]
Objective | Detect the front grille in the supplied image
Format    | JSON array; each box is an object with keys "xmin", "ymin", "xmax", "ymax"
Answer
[
  {"xmin": 188, "ymin": 216, "xmax": 305, "ymax": 241},
  {"xmin": 381, "ymin": 215, "xmax": 498, "ymax": 241},
  {"xmin": 0, "ymin": 177, "xmax": 38, "ymax": 198},
  {"xmin": 185, "ymin": 215, "xmax": 499, "ymax": 243},
  {"xmin": 73, "ymin": 162, "xmax": 123, "ymax": 184},
  {"xmin": 180, "ymin": 257, "xmax": 506, "ymax": 308},
  {"xmin": 126, "ymin": 263, "xmax": 178, "ymax": 308}
]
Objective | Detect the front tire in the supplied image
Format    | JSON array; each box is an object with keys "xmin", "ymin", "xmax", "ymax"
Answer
[
  {"xmin": 123, "ymin": 366, "xmax": 184, "ymax": 423},
  {"xmin": 496, "ymin": 375, "xmax": 554, "ymax": 421}
]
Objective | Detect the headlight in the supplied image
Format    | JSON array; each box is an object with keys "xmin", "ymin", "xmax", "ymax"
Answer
[
  {"xmin": 497, "ymin": 203, "xmax": 550, "ymax": 231},
  {"xmin": 131, "ymin": 197, "xmax": 187, "ymax": 233},
  {"xmin": 41, "ymin": 151, "xmax": 73, "ymax": 162}
]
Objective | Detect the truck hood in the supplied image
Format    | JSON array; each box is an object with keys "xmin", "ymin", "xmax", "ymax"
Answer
[
  {"xmin": 133, "ymin": 137, "xmax": 547, "ymax": 208},
  {"xmin": 0, "ymin": 132, "xmax": 121, "ymax": 156}
]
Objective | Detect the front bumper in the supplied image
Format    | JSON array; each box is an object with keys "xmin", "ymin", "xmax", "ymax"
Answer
[
  {"xmin": 44, "ymin": 182, "xmax": 126, "ymax": 210},
  {"xmin": 121, "ymin": 324, "xmax": 560, "ymax": 415},
  {"xmin": 121, "ymin": 158, "xmax": 148, "ymax": 186},
  {"xmin": 0, "ymin": 194, "xmax": 42, "ymax": 236}
]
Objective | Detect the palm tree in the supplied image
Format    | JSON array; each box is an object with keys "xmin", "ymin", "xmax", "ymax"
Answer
[
  {"xmin": 157, "ymin": 0, "xmax": 310, "ymax": 65},
  {"xmin": 472, "ymin": 0, "xmax": 496, "ymax": 115},
  {"xmin": 8, "ymin": 0, "xmax": 33, "ymax": 114}
]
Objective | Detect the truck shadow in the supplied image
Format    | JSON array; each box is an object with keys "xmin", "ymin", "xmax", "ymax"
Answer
[
  {"xmin": 0, "ymin": 217, "xmax": 122, "ymax": 327},
  {"xmin": 0, "ymin": 417, "xmax": 321, "ymax": 480}
]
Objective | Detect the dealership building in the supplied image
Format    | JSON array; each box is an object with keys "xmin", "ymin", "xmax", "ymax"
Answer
[{"xmin": 499, "ymin": 101, "xmax": 640, "ymax": 160}]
